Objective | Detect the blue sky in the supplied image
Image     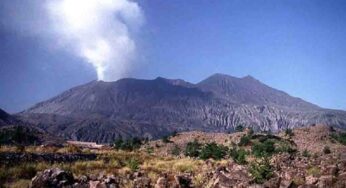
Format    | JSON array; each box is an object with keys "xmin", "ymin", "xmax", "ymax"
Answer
[{"xmin": 1, "ymin": 0, "xmax": 346, "ymax": 112}]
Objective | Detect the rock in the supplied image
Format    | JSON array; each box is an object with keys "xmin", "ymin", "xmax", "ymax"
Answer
[
  {"xmin": 89, "ymin": 181, "xmax": 107, "ymax": 188},
  {"xmin": 133, "ymin": 177, "xmax": 151, "ymax": 188},
  {"xmin": 338, "ymin": 172, "xmax": 346, "ymax": 180},
  {"xmin": 174, "ymin": 174, "xmax": 192, "ymax": 188},
  {"xmin": 305, "ymin": 176, "xmax": 318, "ymax": 185},
  {"xmin": 279, "ymin": 180, "xmax": 293, "ymax": 188},
  {"xmin": 210, "ymin": 163, "xmax": 251, "ymax": 188},
  {"xmin": 155, "ymin": 177, "xmax": 168, "ymax": 188},
  {"xmin": 89, "ymin": 174, "xmax": 99, "ymax": 181},
  {"xmin": 323, "ymin": 165, "xmax": 338, "ymax": 176},
  {"xmin": 104, "ymin": 175, "xmax": 117, "ymax": 184},
  {"xmin": 264, "ymin": 177, "xmax": 281, "ymax": 188},
  {"xmin": 317, "ymin": 175, "xmax": 334, "ymax": 188},
  {"xmin": 79, "ymin": 175, "xmax": 89, "ymax": 183},
  {"xmin": 31, "ymin": 168, "xmax": 74, "ymax": 188},
  {"xmin": 297, "ymin": 185, "xmax": 318, "ymax": 188},
  {"xmin": 248, "ymin": 185, "xmax": 264, "ymax": 188}
]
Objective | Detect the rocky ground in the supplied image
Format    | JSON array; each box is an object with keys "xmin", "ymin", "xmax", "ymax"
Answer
[{"xmin": 1, "ymin": 125, "xmax": 346, "ymax": 188}]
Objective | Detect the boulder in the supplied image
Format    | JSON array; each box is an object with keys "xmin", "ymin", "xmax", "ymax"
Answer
[
  {"xmin": 263, "ymin": 177, "xmax": 281, "ymax": 188},
  {"xmin": 279, "ymin": 180, "xmax": 293, "ymax": 188},
  {"xmin": 133, "ymin": 177, "xmax": 151, "ymax": 188},
  {"xmin": 211, "ymin": 163, "xmax": 250, "ymax": 188},
  {"xmin": 89, "ymin": 181, "xmax": 107, "ymax": 188},
  {"xmin": 155, "ymin": 177, "xmax": 168, "ymax": 188},
  {"xmin": 317, "ymin": 175, "xmax": 334, "ymax": 188},
  {"xmin": 174, "ymin": 174, "xmax": 192, "ymax": 188},
  {"xmin": 305, "ymin": 176, "xmax": 318, "ymax": 185},
  {"xmin": 31, "ymin": 168, "xmax": 74, "ymax": 188}
]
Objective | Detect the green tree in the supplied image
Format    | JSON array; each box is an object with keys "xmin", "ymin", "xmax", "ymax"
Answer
[
  {"xmin": 171, "ymin": 144, "xmax": 181, "ymax": 156},
  {"xmin": 285, "ymin": 128, "xmax": 294, "ymax": 138},
  {"xmin": 229, "ymin": 147, "xmax": 247, "ymax": 164},
  {"xmin": 249, "ymin": 157, "xmax": 274, "ymax": 184},
  {"xmin": 252, "ymin": 140, "xmax": 276, "ymax": 157},
  {"xmin": 238, "ymin": 135, "xmax": 251, "ymax": 146},
  {"xmin": 199, "ymin": 142, "xmax": 227, "ymax": 160},
  {"xmin": 235, "ymin": 125, "xmax": 244, "ymax": 132},
  {"xmin": 184, "ymin": 139, "xmax": 201, "ymax": 158}
]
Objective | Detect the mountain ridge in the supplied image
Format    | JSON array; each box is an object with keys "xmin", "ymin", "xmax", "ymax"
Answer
[{"xmin": 17, "ymin": 73, "xmax": 346, "ymax": 143}]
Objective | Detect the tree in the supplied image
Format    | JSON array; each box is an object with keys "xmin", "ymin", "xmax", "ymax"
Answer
[
  {"xmin": 235, "ymin": 125, "xmax": 244, "ymax": 132},
  {"xmin": 238, "ymin": 135, "xmax": 251, "ymax": 146},
  {"xmin": 184, "ymin": 139, "xmax": 201, "ymax": 158},
  {"xmin": 285, "ymin": 129, "xmax": 294, "ymax": 138},
  {"xmin": 249, "ymin": 157, "xmax": 273, "ymax": 184},
  {"xmin": 171, "ymin": 144, "xmax": 181, "ymax": 156},
  {"xmin": 229, "ymin": 147, "xmax": 247, "ymax": 164},
  {"xmin": 199, "ymin": 142, "xmax": 227, "ymax": 160},
  {"xmin": 252, "ymin": 140, "xmax": 276, "ymax": 158}
]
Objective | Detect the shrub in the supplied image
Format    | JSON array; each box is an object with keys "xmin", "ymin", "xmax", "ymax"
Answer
[
  {"xmin": 247, "ymin": 128, "xmax": 254, "ymax": 135},
  {"xmin": 10, "ymin": 164, "xmax": 37, "ymax": 179},
  {"xmin": 126, "ymin": 158, "xmax": 140, "ymax": 171},
  {"xmin": 185, "ymin": 139, "xmax": 201, "ymax": 158},
  {"xmin": 285, "ymin": 129, "xmax": 294, "ymax": 137},
  {"xmin": 238, "ymin": 135, "xmax": 251, "ymax": 146},
  {"xmin": 113, "ymin": 137, "xmax": 142, "ymax": 151},
  {"xmin": 307, "ymin": 166, "xmax": 321, "ymax": 176},
  {"xmin": 171, "ymin": 130, "xmax": 178, "ymax": 137},
  {"xmin": 15, "ymin": 145, "xmax": 26, "ymax": 153},
  {"xmin": 323, "ymin": 146, "xmax": 331, "ymax": 154},
  {"xmin": 162, "ymin": 136, "xmax": 171, "ymax": 143},
  {"xmin": 331, "ymin": 132, "xmax": 346, "ymax": 145},
  {"xmin": 199, "ymin": 142, "xmax": 227, "ymax": 160},
  {"xmin": 235, "ymin": 125, "xmax": 244, "ymax": 132},
  {"xmin": 171, "ymin": 145, "xmax": 181, "ymax": 156},
  {"xmin": 67, "ymin": 144, "xmax": 81, "ymax": 153},
  {"xmin": 276, "ymin": 143, "xmax": 297, "ymax": 154},
  {"xmin": 249, "ymin": 158, "xmax": 273, "ymax": 184},
  {"xmin": 146, "ymin": 146, "xmax": 154, "ymax": 154},
  {"xmin": 252, "ymin": 140, "xmax": 276, "ymax": 158},
  {"xmin": 302, "ymin": 149, "xmax": 310, "ymax": 157},
  {"xmin": 229, "ymin": 147, "xmax": 247, "ymax": 164}
]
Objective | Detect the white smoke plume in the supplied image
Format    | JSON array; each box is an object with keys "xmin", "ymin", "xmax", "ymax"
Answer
[
  {"xmin": 0, "ymin": 0, "xmax": 144, "ymax": 81},
  {"xmin": 47, "ymin": 0, "xmax": 144, "ymax": 81}
]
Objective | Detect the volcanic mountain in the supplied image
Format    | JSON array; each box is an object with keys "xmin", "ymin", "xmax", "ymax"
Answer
[{"xmin": 18, "ymin": 73, "xmax": 346, "ymax": 143}]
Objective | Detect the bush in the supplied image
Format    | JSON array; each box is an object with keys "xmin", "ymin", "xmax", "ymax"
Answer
[
  {"xmin": 235, "ymin": 125, "xmax": 244, "ymax": 132},
  {"xmin": 285, "ymin": 129, "xmax": 294, "ymax": 137},
  {"xmin": 184, "ymin": 139, "xmax": 201, "ymax": 158},
  {"xmin": 67, "ymin": 144, "xmax": 81, "ymax": 153},
  {"xmin": 302, "ymin": 149, "xmax": 310, "ymax": 157},
  {"xmin": 238, "ymin": 135, "xmax": 251, "ymax": 146},
  {"xmin": 276, "ymin": 143, "xmax": 297, "ymax": 154},
  {"xmin": 229, "ymin": 147, "xmax": 247, "ymax": 164},
  {"xmin": 249, "ymin": 158, "xmax": 273, "ymax": 184},
  {"xmin": 252, "ymin": 140, "xmax": 276, "ymax": 158},
  {"xmin": 307, "ymin": 166, "xmax": 321, "ymax": 176},
  {"xmin": 199, "ymin": 142, "xmax": 227, "ymax": 160},
  {"xmin": 323, "ymin": 146, "xmax": 331, "ymax": 154},
  {"xmin": 331, "ymin": 133, "xmax": 346, "ymax": 145},
  {"xmin": 146, "ymin": 146, "xmax": 154, "ymax": 154},
  {"xmin": 171, "ymin": 130, "xmax": 178, "ymax": 137},
  {"xmin": 247, "ymin": 128, "xmax": 254, "ymax": 135},
  {"xmin": 113, "ymin": 137, "xmax": 142, "ymax": 151},
  {"xmin": 171, "ymin": 145, "xmax": 181, "ymax": 156},
  {"xmin": 10, "ymin": 164, "xmax": 37, "ymax": 179},
  {"xmin": 162, "ymin": 136, "xmax": 171, "ymax": 143},
  {"xmin": 126, "ymin": 158, "xmax": 140, "ymax": 171}
]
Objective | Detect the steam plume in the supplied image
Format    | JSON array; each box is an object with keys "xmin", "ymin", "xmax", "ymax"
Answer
[
  {"xmin": 0, "ymin": 0, "xmax": 144, "ymax": 81},
  {"xmin": 47, "ymin": 0, "xmax": 144, "ymax": 81}
]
